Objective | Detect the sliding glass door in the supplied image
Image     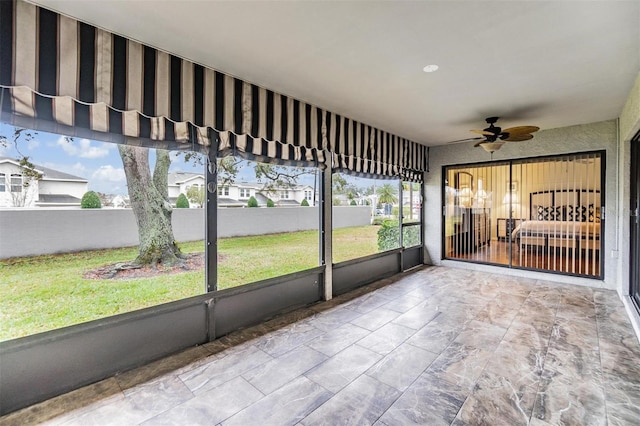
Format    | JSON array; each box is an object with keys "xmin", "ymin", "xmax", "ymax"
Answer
[{"xmin": 443, "ymin": 151, "xmax": 604, "ymax": 278}]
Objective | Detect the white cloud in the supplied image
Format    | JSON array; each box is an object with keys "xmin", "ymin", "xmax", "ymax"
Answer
[
  {"xmin": 70, "ymin": 162, "xmax": 87, "ymax": 175},
  {"xmin": 92, "ymin": 165, "xmax": 126, "ymax": 183},
  {"xmin": 27, "ymin": 140, "xmax": 40, "ymax": 150},
  {"xmin": 56, "ymin": 137, "xmax": 111, "ymax": 159}
]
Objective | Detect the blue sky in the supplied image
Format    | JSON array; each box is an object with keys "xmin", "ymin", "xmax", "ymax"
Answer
[{"xmin": 0, "ymin": 122, "xmax": 318, "ymax": 195}]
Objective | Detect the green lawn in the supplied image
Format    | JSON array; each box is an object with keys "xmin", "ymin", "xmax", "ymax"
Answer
[{"xmin": 0, "ymin": 225, "xmax": 380, "ymax": 341}]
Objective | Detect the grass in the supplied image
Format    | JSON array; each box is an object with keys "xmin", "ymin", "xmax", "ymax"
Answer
[{"xmin": 0, "ymin": 225, "xmax": 380, "ymax": 341}]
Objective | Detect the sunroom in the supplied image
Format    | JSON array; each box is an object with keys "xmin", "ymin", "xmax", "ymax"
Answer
[{"xmin": 1, "ymin": 1, "xmax": 639, "ymax": 424}]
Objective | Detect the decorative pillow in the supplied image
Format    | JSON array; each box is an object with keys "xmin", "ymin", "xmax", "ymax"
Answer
[
  {"xmin": 551, "ymin": 206, "xmax": 562, "ymax": 221},
  {"xmin": 562, "ymin": 205, "xmax": 573, "ymax": 221},
  {"xmin": 573, "ymin": 205, "xmax": 587, "ymax": 222},
  {"xmin": 536, "ymin": 205, "xmax": 546, "ymax": 220}
]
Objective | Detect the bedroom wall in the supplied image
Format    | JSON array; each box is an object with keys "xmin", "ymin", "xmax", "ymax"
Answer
[{"xmin": 426, "ymin": 119, "xmax": 618, "ymax": 289}]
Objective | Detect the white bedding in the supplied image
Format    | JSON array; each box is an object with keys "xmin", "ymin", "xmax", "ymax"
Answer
[{"xmin": 512, "ymin": 220, "xmax": 600, "ymax": 240}]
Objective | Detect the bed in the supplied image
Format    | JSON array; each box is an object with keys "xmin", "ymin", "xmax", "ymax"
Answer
[{"xmin": 511, "ymin": 189, "xmax": 601, "ymax": 255}]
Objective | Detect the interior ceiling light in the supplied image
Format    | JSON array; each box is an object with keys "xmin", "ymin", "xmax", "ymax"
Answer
[
  {"xmin": 479, "ymin": 141, "xmax": 505, "ymax": 153},
  {"xmin": 422, "ymin": 64, "xmax": 439, "ymax": 73}
]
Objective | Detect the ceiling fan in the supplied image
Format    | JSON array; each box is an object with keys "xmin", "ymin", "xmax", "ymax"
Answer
[{"xmin": 449, "ymin": 117, "xmax": 540, "ymax": 153}]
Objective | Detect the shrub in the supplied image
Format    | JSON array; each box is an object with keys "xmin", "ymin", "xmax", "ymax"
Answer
[
  {"xmin": 176, "ymin": 193, "xmax": 190, "ymax": 208},
  {"xmin": 350, "ymin": 199, "xmax": 357, "ymax": 206},
  {"xmin": 402, "ymin": 225, "xmax": 421, "ymax": 248},
  {"xmin": 377, "ymin": 220, "xmax": 401, "ymax": 251},
  {"xmin": 391, "ymin": 205, "xmax": 411, "ymax": 219},
  {"xmin": 301, "ymin": 198, "xmax": 309, "ymax": 206},
  {"xmin": 247, "ymin": 196, "xmax": 259, "ymax": 207},
  {"xmin": 266, "ymin": 198, "xmax": 275, "ymax": 207},
  {"xmin": 81, "ymin": 191, "xmax": 102, "ymax": 209},
  {"xmin": 372, "ymin": 217, "xmax": 385, "ymax": 226}
]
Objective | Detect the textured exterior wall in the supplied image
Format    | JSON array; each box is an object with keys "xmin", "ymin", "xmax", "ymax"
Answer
[
  {"xmin": 620, "ymin": 72, "xmax": 640, "ymax": 143},
  {"xmin": 0, "ymin": 206, "xmax": 370, "ymax": 259},
  {"xmin": 426, "ymin": 120, "xmax": 618, "ymax": 289}
]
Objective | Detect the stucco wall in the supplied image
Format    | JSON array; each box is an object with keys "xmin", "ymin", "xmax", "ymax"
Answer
[
  {"xmin": 425, "ymin": 119, "xmax": 618, "ymax": 289},
  {"xmin": 0, "ymin": 206, "xmax": 370, "ymax": 259},
  {"xmin": 620, "ymin": 72, "xmax": 640, "ymax": 143}
]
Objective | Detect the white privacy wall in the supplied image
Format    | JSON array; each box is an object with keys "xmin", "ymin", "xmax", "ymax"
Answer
[
  {"xmin": 0, "ymin": 206, "xmax": 370, "ymax": 259},
  {"xmin": 425, "ymin": 119, "xmax": 619, "ymax": 289}
]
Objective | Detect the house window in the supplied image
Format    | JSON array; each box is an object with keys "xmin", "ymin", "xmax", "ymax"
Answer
[
  {"xmin": 281, "ymin": 190, "xmax": 289, "ymax": 199},
  {"xmin": 10, "ymin": 174, "xmax": 22, "ymax": 192},
  {"xmin": 239, "ymin": 188, "xmax": 250, "ymax": 198},
  {"xmin": 218, "ymin": 186, "xmax": 229, "ymax": 196},
  {"xmin": 0, "ymin": 173, "xmax": 5, "ymax": 192},
  {"xmin": 305, "ymin": 190, "xmax": 313, "ymax": 201}
]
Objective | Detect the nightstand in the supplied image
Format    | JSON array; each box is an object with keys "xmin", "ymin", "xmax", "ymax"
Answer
[{"xmin": 497, "ymin": 218, "xmax": 522, "ymax": 241}]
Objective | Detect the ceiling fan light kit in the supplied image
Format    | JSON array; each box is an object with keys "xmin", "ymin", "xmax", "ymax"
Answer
[
  {"xmin": 469, "ymin": 117, "xmax": 539, "ymax": 153},
  {"xmin": 479, "ymin": 141, "xmax": 505, "ymax": 153}
]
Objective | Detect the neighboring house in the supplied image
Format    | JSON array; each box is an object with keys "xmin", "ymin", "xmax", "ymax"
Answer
[
  {"xmin": 168, "ymin": 172, "xmax": 316, "ymax": 207},
  {"xmin": 0, "ymin": 157, "xmax": 88, "ymax": 208}
]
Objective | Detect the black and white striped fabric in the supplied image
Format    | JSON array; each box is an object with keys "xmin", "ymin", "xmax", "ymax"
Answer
[{"xmin": 0, "ymin": 0, "xmax": 427, "ymax": 181}]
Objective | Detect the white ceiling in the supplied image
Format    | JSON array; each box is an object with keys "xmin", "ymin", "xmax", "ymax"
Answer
[{"xmin": 32, "ymin": 1, "xmax": 640, "ymax": 146}]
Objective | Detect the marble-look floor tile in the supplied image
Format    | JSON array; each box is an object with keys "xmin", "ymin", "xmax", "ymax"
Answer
[
  {"xmin": 140, "ymin": 376, "xmax": 263, "ymax": 425},
  {"xmin": 453, "ymin": 369, "xmax": 539, "ymax": 426},
  {"xmin": 254, "ymin": 321, "xmax": 324, "ymax": 357},
  {"xmin": 366, "ymin": 343, "xmax": 438, "ymax": 392},
  {"xmin": 179, "ymin": 345, "xmax": 273, "ymax": 394},
  {"xmin": 474, "ymin": 302, "xmax": 520, "ymax": 328},
  {"xmin": 305, "ymin": 323, "xmax": 370, "ymax": 357},
  {"xmin": 115, "ymin": 346, "xmax": 211, "ymax": 390},
  {"xmin": 425, "ymin": 342, "xmax": 494, "ymax": 390},
  {"xmin": 453, "ymin": 319, "xmax": 507, "ymax": 351},
  {"xmin": 241, "ymin": 345, "xmax": 327, "ymax": 395},
  {"xmin": 391, "ymin": 301, "xmax": 442, "ymax": 330},
  {"xmin": 599, "ymin": 337, "xmax": 640, "ymax": 380},
  {"xmin": 304, "ymin": 306, "xmax": 363, "ymax": 332},
  {"xmin": 355, "ymin": 322, "xmax": 416, "ymax": 355},
  {"xmin": 305, "ymin": 345, "xmax": 382, "ymax": 393},
  {"xmin": 122, "ymin": 375, "xmax": 194, "ymax": 419},
  {"xmin": 0, "ymin": 379, "xmax": 123, "ymax": 426},
  {"xmin": 54, "ymin": 394, "xmax": 158, "ymax": 425},
  {"xmin": 405, "ymin": 317, "xmax": 460, "ymax": 355},
  {"xmin": 603, "ymin": 372, "xmax": 640, "ymax": 426},
  {"xmin": 349, "ymin": 307, "xmax": 401, "ymax": 331},
  {"xmin": 502, "ymin": 318, "xmax": 552, "ymax": 352},
  {"xmin": 300, "ymin": 374, "xmax": 401, "ymax": 426},
  {"xmin": 343, "ymin": 293, "xmax": 391, "ymax": 314},
  {"xmin": 380, "ymin": 295, "xmax": 424, "ymax": 314},
  {"xmin": 484, "ymin": 340, "xmax": 546, "ymax": 382},
  {"xmin": 378, "ymin": 374, "xmax": 467, "ymax": 426},
  {"xmin": 532, "ymin": 372, "xmax": 606, "ymax": 426},
  {"xmin": 221, "ymin": 377, "xmax": 331, "ymax": 426}
]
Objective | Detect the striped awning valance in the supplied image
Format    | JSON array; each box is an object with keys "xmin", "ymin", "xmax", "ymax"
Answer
[{"xmin": 0, "ymin": 0, "xmax": 427, "ymax": 181}]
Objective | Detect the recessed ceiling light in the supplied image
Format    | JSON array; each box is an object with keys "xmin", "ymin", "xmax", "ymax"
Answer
[{"xmin": 423, "ymin": 64, "xmax": 439, "ymax": 73}]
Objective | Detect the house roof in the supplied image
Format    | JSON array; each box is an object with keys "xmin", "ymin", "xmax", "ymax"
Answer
[
  {"xmin": 0, "ymin": 157, "xmax": 88, "ymax": 182},
  {"xmin": 167, "ymin": 172, "xmax": 204, "ymax": 186},
  {"xmin": 31, "ymin": 1, "xmax": 639, "ymax": 146}
]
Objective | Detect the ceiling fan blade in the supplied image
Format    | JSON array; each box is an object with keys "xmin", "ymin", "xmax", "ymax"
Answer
[
  {"xmin": 503, "ymin": 126, "xmax": 539, "ymax": 135},
  {"xmin": 504, "ymin": 133, "xmax": 534, "ymax": 142},
  {"xmin": 446, "ymin": 137, "xmax": 484, "ymax": 144},
  {"xmin": 474, "ymin": 140, "xmax": 487, "ymax": 147},
  {"xmin": 470, "ymin": 129, "xmax": 494, "ymax": 136}
]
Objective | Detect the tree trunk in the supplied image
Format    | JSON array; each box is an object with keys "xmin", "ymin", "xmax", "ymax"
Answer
[{"xmin": 118, "ymin": 145, "xmax": 183, "ymax": 266}]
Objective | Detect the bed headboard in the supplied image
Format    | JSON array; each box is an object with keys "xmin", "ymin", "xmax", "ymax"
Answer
[{"xmin": 529, "ymin": 189, "xmax": 601, "ymax": 222}]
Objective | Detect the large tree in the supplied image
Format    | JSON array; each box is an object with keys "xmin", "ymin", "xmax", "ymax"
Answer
[{"xmin": 118, "ymin": 145, "xmax": 184, "ymax": 266}]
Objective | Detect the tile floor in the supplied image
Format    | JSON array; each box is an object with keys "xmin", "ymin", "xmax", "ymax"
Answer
[{"xmin": 2, "ymin": 266, "xmax": 640, "ymax": 426}]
